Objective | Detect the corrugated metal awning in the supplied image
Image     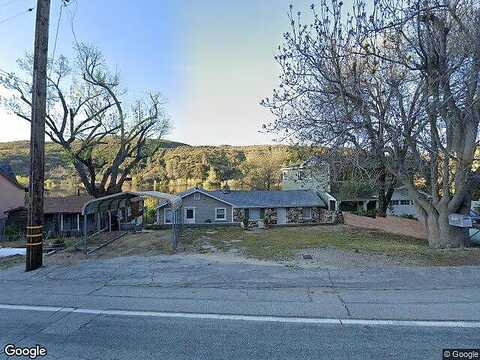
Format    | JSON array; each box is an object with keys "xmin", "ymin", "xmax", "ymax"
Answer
[{"xmin": 81, "ymin": 191, "xmax": 182, "ymax": 215}]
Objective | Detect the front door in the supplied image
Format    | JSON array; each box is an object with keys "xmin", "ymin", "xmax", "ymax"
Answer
[
  {"xmin": 277, "ymin": 208, "xmax": 287, "ymax": 225},
  {"xmin": 185, "ymin": 208, "xmax": 195, "ymax": 224}
]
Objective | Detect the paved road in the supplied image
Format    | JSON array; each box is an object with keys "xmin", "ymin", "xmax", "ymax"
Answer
[
  {"xmin": 1, "ymin": 308, "xmax": 478, "ymax": 360},
  {"xmin": 0, "ymin": 255, "xmax": 479, "ymax": 359}
]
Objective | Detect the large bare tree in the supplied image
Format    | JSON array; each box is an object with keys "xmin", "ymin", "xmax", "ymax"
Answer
[
  {"xmin": 261, "ymin": 2, "xmax": 398, "ymax": 217},
  {"xmin": 263, "ymin": 0, "xmax": 480, "ymax": 248},
  {"xmin": 1, "ymin": 44, "xmax": 170, "ymax": 197}
]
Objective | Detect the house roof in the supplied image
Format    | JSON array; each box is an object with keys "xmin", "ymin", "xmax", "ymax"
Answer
[
  {"xmin": 0, "ymin": 163, "xmax": 26, "ymax": 190},
  {"xmin": 159, "ymin": 187, "xmax": 327, "ymax": 209},
  {"xmin": 44, "ymin": 194, "xmax": 94, "ymax": 214},
  {"xmin": 210, "ymin": 189, "xmax": 326, "ymax": 208}
]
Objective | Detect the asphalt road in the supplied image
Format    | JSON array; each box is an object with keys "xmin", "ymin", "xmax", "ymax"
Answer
[
  {"xmin": 0, "ymin": 254, "xmax": 479, "ymax": 359},
  {"xmin": 1, "ymin": 308, "xmax": 478, "ymax": 360}
]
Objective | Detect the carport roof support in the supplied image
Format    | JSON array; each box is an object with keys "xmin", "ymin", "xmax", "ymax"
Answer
[{"xmin": 81, "ymin": 191, "xmax": 182, "ymax": 215}]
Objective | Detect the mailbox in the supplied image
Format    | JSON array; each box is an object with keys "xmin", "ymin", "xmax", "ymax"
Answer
[{"xmin": 448, "ymin": 214, "xmax": 473, "ymax": 228}]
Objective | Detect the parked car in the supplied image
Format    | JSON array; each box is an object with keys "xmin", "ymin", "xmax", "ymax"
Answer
[{"xmin": 468, "ymin": 209, "xmax": 480, "ymax": 245}]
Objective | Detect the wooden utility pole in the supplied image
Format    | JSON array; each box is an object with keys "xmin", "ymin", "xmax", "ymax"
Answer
[{"xmin": 26, "ymin": 0, "xmax": 51, "ymax": 271}]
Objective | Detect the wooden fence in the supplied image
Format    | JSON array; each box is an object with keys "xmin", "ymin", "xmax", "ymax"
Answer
[{"xmin": 342, "ymin": 212, "xmax": 428, "ymax": 239}]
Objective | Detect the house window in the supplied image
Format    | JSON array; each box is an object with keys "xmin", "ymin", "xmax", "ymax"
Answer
[
  {"xmin": 297, "ymin": 170, "xmax": 304, "ymax": 180},
  {"xmin": 282, "ymin": 171, "xmax": 288, "ymax": 180},
  {"xmin": 390, "ymin": 200, "xmax": 399, "ymax": 206},
  {"xmin": 400, "ymin": 200, "xmax": 410, "ymax": 205},
  {"xmin": 185, "ymin": 208, "xmax": 195, "ymax": 220},
  {"xmin": 164, "ymin": 208, "xmax": 173, "ymax": 224},
  {"xmin": 303, "ymin": 207, "xmax": 312, "ymax": 220},
  {"xmin": 215, "ymin": 208, "xmax": 226, "ymax": 221},
  {"xmin": 194, "ymin": 193, "xmax": 201, "ymax": 201}
]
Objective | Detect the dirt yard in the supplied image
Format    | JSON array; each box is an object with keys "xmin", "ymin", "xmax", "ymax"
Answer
[
  {"xmin": 0, "ymin": 230, "xmax": 174, "ymax": 269},
  {"xmin": 180, "ymin": 225, "xmax": 480, "ymax": 267},
  {"xmin": 2, "ymin": 225, "xmax": 480, "ymax": 269}
]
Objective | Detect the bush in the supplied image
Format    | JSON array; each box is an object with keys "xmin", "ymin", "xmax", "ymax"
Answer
[
  {"xmin": 399, "ymin": 214, "xmax": 416, "ymax": 220},
  {"xmin": 3, "ymin": 225, "xmax": 24, "ymax": 242},
  {"xmin": 352, "ymin": 209, "xmax": 376, "ymax": 218}
]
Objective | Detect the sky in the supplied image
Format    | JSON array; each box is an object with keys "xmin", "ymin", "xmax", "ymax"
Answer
[{"xmin": 0, "ymin": 0, "xmax": 318, "ymax": 145}]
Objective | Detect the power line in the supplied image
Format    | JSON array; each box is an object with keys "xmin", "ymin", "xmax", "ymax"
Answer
[
  {"xmin": 65, "ymin": 0, "xmax": 79, "ymax": 48},
  {"xmin": 0, "ymin": 6, "xmax": 34, "ymax": 25},
  {"xmin": 50, "ymin": 1, "xmax": 64, "ymax": 67}
]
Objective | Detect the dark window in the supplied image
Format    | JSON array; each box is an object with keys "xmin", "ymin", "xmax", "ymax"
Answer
[
  {"xmin": 329, "ymin": 200, "xmax": 336, "ymax": 211},
  {"xmin": 186, "ymin": 209, "xmax": 194, "ymax": 219},
  {"xmin": 165, "ymin": 209, "xmax": 173, "ymax": 224},
  {"xmin": 259, "ymin": 208, "xmax": 265, "ymax": 219}
]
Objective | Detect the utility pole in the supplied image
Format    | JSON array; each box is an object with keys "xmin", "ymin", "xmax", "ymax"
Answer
[{"xmin": 26, "ymin": 0, "xmax": 51, "ymax": 271}]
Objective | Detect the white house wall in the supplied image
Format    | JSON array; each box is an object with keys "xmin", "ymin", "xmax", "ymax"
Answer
[{"xmin": 387, "ymin": 189, "xmax": 417, "ymax": 218}]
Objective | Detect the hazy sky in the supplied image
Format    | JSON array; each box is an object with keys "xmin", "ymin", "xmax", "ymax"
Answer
[{"xmin": 0, "ymin": 0, "xmax": 319, "ymax": 145}]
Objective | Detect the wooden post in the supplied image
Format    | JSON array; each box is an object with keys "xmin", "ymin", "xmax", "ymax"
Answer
[
  {"xmin": 117, "ymin": 207, "xmax": 121, "ymax": 232},
  {"xmin": 26, "ymin": 0, "xmax": 51, "ymax": 272},
  {"xmin": 83, "ymin": 214, "xmax": 87, "ymax": 254},
  {"xmin": 108, "ymin": 210, "xmax": 112, "ymax": 232},
  {"xmin": 96, "ymin": 212, "xmax": 101, "ymax": 232}
]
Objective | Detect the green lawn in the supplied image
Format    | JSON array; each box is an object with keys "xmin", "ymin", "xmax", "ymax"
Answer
[{"xmin": 180, "ymin": 225, "xmax": 480, "ymax": 266}]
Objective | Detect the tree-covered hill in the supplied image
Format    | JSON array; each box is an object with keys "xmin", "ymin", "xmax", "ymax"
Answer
[{"xmin": 0, "ymin": 140, "xmax": 303, "ymax": 195}]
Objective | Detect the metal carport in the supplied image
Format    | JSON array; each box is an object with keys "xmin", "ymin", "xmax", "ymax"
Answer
[{"xmin": 81, "ymin": 191, "xmax": 182, "ymax": 254}]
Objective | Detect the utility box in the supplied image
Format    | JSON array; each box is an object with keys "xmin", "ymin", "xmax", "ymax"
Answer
[{"xmin": 448, "ymin": 214, "xmax": 472, "ymax": 228}]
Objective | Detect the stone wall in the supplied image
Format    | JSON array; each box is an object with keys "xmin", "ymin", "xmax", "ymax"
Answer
[
  {"xmin": 264, "ymin": 208, "xmax": 277, "ymax": 225},
  {"xmin": 233, "ymin": 208, "xmax": 246, "ymax": 223},
  {"xmin": 235, "ymin": 207, "xmax": 342, "ymax": 226},
  {"xmin": 287, "ymin": 207, "xmax": 342, "ymax": 225}
]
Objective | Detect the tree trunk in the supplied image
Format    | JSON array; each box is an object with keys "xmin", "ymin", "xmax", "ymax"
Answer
[
  {"xmin": 376, "ymin": 168, "xmax": 394, "ymax": 217},
  {"xmin": 424, "ymin": 210, "xmax": 470, "ymax": 248}
]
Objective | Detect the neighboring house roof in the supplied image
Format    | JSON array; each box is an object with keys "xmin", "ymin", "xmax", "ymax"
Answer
[
  {"xmin": 0, "ymin": 163, "xmax": 26, "ymax": 190},
  {"xmin": 44, "ymin": 194, "xmax": 93, "ymax": 214},
  {"xmin": 281, "ymin": 156, "xmax": 328, "ymax": 171},
  {"xmin": 158, "ymin": 187, "xmax": 326, "ymax": 209},
  {"xmin": 394, "ymin": 186, "xmax": 431, "ymax": 199},
  {"xmin": 339, "ymin": 186, "xmax": 432, "ymax": 202}
]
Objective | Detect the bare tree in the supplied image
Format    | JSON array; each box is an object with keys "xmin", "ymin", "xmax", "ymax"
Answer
[
  {"xmin": 1, "ymin": 44, "xmax": 170, "ymax": 197},
  {"xmin": 360, "ymin": 0, "xmax": 480, "ymax": 248},
  {"xmin": 261, "ymin": 2, "xmax": 397, "ymax": 217},
  {"xmin": 263, "ymin": 0, "xmax": 480, "ymax": 248}
]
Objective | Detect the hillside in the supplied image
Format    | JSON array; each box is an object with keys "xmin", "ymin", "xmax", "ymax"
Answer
[{"xmin": 0, "ymin": 140, "xmax": 304, "ymax": 195}]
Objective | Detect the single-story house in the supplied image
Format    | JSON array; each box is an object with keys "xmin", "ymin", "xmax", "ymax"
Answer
[
  {"xmin": 386, "ymin": 186, "xmax": 431, "ymax": 218},
  {"xmin": 5, "ymin": 193, "xmax": 144, "ymax": 237},
  {"xmin": 338, "ymin": 186, "xmax": 429, "ymax": 218},
  {"xmin": 44, "ymin": 194, "xmax": 95, "ymax": 235},
  {"xmin": 156, "ymin": 187, "xmax": 336, "ymax": 226}
]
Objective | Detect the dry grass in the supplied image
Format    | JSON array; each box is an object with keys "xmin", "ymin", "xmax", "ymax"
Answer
[
  {"xmin": 44, "ymin": 230, "xmax": 174, "ymax": 266},
  {"xmin": 180, "ymin": 225, "xmax": 480, "ymax": 266},
  {"xmin": 0, "ymin": 255, "xmax": 24, "ymax": 270}
]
